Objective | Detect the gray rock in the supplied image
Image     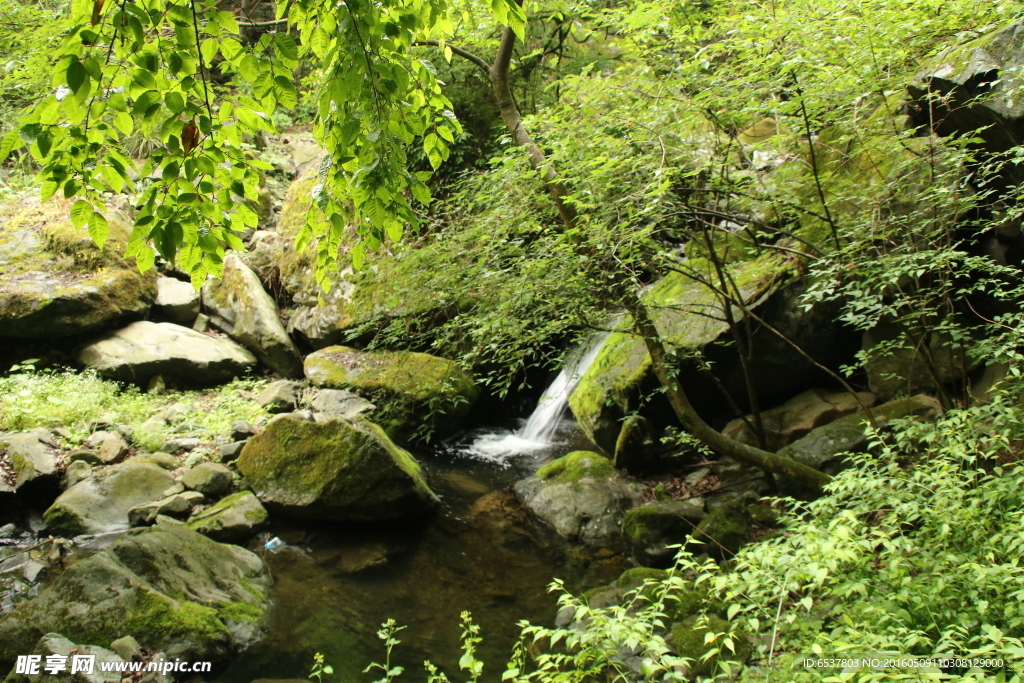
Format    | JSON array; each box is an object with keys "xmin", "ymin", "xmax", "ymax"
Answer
[
  {"xmin": 185, "ymin": 491, "xmax": 268, "ymax": 543},
  {"xmin": 131, "ymin": 453, "xmax": 179, "ymax": 470},
  {"xmin": 181, "ymin": 462, "xmax": 233, "ymax": 497},
  {"xmin": 723, "ymin": 388, "xmax": 877, "ymax": 451},
  {"xmin": 67, "ymin": 450, "xmax": 103, "ymax": 465},
  {"xmin": 236, "ymin": 415, "xmax": 438, "ymax": 521},
  {"xmin": 21, "ymin": 561, "xmax": 46, "ymax": 584},
  {"xmin": 160, "ymin": 437, "xmax": 200, "ymax": 453},
  {"xmin": 76, "ymin": 321, "xmax": 256, "ymax": 387},
  {"xmin": 127, "ymin": 494, "xmax": 193, "ymax": 526},
  {"xmin": 230, "ymin": 420, "xmax": 257, "ymax": 441},
  {"xmin": 910, "ymin": 20, "xmax": 1024, "ymax": 184},
  {"xmin": 257, "ymin": 380, "xmax": 303, "ymax": 413},
  {"xmin": 777, "ymin": 395, "xmax": 942, "ymax": 487},
  {"xmin": 154, "ymin": 276, "xmax": 200, "ymax": 324},
  {"xmin": 0, "ymin": 430, "xmax": 59, "ymax": 492},
  {"xmin": 109, "ymin": 635, "xmax": 143, "ymax": 663},
  {"xmin": 179, "ymin": 491, "xmax": 205, "ymax": 505},
  {"xmin": 862, "ymin": 320, "xmax": 975, "ymax": 401},
  {"xmin": 0, "ymin": 521, "xmax": 271, "ymax": 668},
  {"xmin": 202, "ymin": 254, "xmax": 303, "ymax": 378},
  {"xmin": 42, "ymin": 461, "xmax": 174, "ymax": 536},
  {"xmin": 97, "ymin": 431, "xmax": 130, "ymax": 464},
  {"xmin": 83, "ymin": 431, "xmax": 109, "ymax": 449},
  {"xmin": 62, "ymin": 460, "xmax": 93, "ymax": 490},
  {"xmin": 161, "ymin": 483, "xmax": 185, "ymax": 497},
  {"xmin": 514, "ymin": 452, "xmax": 641, "ymax": 547},
  {"xmin": 218, "ymin": 441, "xmax": 247, "ymax": 462},
  {"xmin": 309, "ymin": 389, "xmax": 375, "ymax": 420},
  {"xmin": 3, "ymin": 633, "xmax": 124, "ymax": 683}
]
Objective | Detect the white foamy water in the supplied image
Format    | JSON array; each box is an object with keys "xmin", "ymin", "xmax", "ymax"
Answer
[{"xmin": 461, "ymin": 332, "xmax": 609, "ymax": 463}]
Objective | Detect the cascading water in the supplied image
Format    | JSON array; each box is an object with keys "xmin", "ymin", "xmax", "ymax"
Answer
[{"xmin": 463, "ymin": 332, "xmax": 609, "ymax": 462}]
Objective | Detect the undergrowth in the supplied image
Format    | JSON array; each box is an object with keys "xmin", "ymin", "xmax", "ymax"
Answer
[
  {"xmin": 324, "ymin": 394, "xmax": 1024, "ymax": 683},
  {"xmin": 0, "ymin": 365, "xmax": 270, "ymax": 447}
]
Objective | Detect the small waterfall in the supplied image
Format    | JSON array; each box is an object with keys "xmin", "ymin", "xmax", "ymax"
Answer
[{"xmin": 463, "ymin": 332, "xmax": 608, "ymax": 461}]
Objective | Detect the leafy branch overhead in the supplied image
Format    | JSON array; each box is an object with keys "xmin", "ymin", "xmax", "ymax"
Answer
[{"xmin": 0, "ymin": 0, "xmax": 525, "ymax": 286}]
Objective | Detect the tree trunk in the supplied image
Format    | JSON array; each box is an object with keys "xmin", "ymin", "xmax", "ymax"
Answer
[
  {"xmin": 624, "ymin": 294, "xmax": 832, "ymax": 495},
  {"xmin": 465, "ymin": 25, "xmax": 832, "ymax": 494}
]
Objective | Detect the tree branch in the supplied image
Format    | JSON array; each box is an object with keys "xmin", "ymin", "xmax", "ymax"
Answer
[{"xmin": 413, "ymin": 40, "xmax": 491, "ymax": 76}]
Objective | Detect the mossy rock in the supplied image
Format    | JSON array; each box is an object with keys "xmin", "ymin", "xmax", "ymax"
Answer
[
  {"xmin": 42, "ymin": 460, "xmax": 175, "ymax": 536},
  {"xmin": 236, "ymin": 415, "xmax": 439, "ymax": 521},
  {"xmin": 0, "ymin": 198, "xmax": 157, "ymax": 338},
  {"xmin": 536, "ymin": 451, "xmax": 616, "ymax": 485},
  {"xmin": 670, "ymin": 615, "xmax": 752, "ymax": 678},
  {"xmin": 567, "ymin": 254, "xmax": 790, "ymax": 456},
  {"xmin": 691, "ymin": 498, "xmax": 753, "ymax": 560},
  {"xmin": 185, "ymin": 491, "xmax": 269, "ymax": 543},
  {"xmin": 304, "ymin": 346, "xmax": 479, "ymax": 442},
  {"xmin": 622, "ymin": 501, "xmax": 707, "ymax": 567},
  {"xmin": 0, "ymin": 521, "xmax": 271, "ymax": 670},
  {"xmin": 248, "ymin": 171, "xmax": 460, "ymax": 348}
]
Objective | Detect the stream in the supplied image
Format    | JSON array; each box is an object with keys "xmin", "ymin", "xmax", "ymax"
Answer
[{"xmin": 216, "ymin": 419, "xmax": 626, "ymax": 683}]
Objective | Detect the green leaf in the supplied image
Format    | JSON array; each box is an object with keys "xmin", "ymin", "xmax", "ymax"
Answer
[
  {"xmin": 275, "ymin": 34, "xmax": 298, "ymax": 61},
  {"xmin": 201, "ymin": 38, "xmax": 219, "ymax": 64},
  {"xmin": 67, "ymin": 59, "xmax": 88, "ymax": 94},
  {"xmin": 113, "ymin": 111, "xmax": 134, "ymax": 135},
  {"xmin": 274, "ymin": 75, "xmax": 297, "ymax": 109},
  {"xmin": 88, "ymin": 211, "xmax": 109, "ymax": 247},
  {"xmin": 0, "ymin": 130, "xmax": 20, "ymax": 163},
  {"xmin": 165, "ymin": 91, "xmax": 186, "ymax": 114},
  {"xmin": 215, "ymin": 10, "xmax": 239, "ymax": 35},
  {"xmin": 63, "ymin": 178, "xmax": 82, "ymax": 199},
  {"xmin": 238, "ymin": 55, "xmax": 260, "ymax": 83},
  {"xmin": 310, "ymin": 27, "xmax": 331, "ymax": 58},
  {"xmin": 70, "ymin": 200, "xmax": 92, "ymax": 229}
]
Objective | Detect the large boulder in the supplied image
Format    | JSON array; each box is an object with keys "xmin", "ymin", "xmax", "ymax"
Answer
[
  {"xmin": 244, "ymin": 170, "xmax": 480, "ymax": 348},
  {"xmin": 722, "ymin": 388, "xmax": 877, "ymax": 451},
  {"xmin": 861, "ymin": 320, "xmax": 975, "ymax": 401},
  {"xmin": 777, "ymin": 394, "xmax": 943, "ymax": 476},
  {"xmin": 514, "ymin": 451, "xmax": 641, "ymax": 547},
  {"xmin": 909, "ymin": 20, "xmax": 1024, "ymax": 184},
  {"xmin": 76, "ymin": 321, "xmax": 256, "ymax": 386},
  {"xmin": 201, "ymin": 254, "xmax": 303, "ymax": 378},
  {"xmin": 0, "ymin": 199, "xmax": 156, "ymax": 338},
  {"xmin": 236, "ymin": 415, "xmax": 438, "ymax": 521},
  {"xmin": 568, "ymin": 254, "xmax": 792, "ymax": 457},
  {"xmin": 0, "ymin": 429, "xmax": 59, "ymax": 494},
  {"xmin": 304, "ymin": 346, "xmax": 478, "ymax": 441},
  {"xmin": 42, "ymin": 461, "xmax": 174, "ymax": 536},
  {"xmin": 0, "ymin": 521, "xmax": 271, "ymax": 669}
]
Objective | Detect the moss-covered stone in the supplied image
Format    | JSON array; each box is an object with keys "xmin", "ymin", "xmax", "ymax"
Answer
[
  {"xmin": 0, "ymin": 198, "xmax": 156, "ymax": 338},
  {"xmin": 536, "ymin": 451, "xmax": 615, "ymax": 485},
  {"xmin": 568, "ymin": 254, "xmax": 791, "ymax": 455},
  {"xmin": 691, "ymin": 498, "xmax": 754, "ymax": 560},
  {"xmin": 304, "ymin": 346, "xmax": 479, "ymax": 442},
  {"xmin": 670, "ymin": 615, "xmax": 752, "ymax": 678},
  {"xmin": 0, "ymin": 521, "xmax": 270, "ymax": 670},
  {"xmin": 236, "ymin": 415, "xmax": 438, "ymax": 521},
  {"xmin": 622, "ymin": 501, "xmax": 707, "ymax": 567},
  {"xmin": 185, "ymin": 490, "xmax": 269, "ymax": 543}
]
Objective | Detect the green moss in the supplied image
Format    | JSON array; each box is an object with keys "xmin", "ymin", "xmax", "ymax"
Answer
[
  {"xmin": 239, "ymin": 580, "xmax": 266, "ymax": 602},
  {"xmin": 217, "ymin": 599, "xmax": 264, "ymax": 624},
  {"xmin": 304, "ymin": 346, "xmax": 478, "ymax": 441},
  {"xmin": 536, "ymin": 451, "xmax": 616, "ymax": 485},
  {"xmin": 236, "ymin": 415, "xmax": 436, "ymax": 519},
  {"xmin": 41, "ymin": 504, "xmax": 85, "ymax": 537},
  {"xmin": 123, "ymin": 591, "xmax": 229, "ymax": 644}
]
